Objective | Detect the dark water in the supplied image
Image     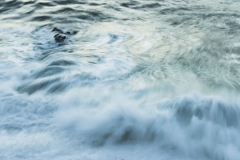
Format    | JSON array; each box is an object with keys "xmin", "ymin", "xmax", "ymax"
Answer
[{"xmin": 1, "ymin": 0, "xmax": 240, "ymax": 159}]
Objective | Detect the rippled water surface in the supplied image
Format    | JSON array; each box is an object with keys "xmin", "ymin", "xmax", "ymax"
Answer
[{"xmin": 1, "ymin": 0, "xmax": 240, "ymax": 159}]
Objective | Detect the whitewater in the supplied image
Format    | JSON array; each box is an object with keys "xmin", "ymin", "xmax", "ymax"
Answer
[{"xmin": 1, "ymin": 0, "xmax": 240, "ymax": 159}]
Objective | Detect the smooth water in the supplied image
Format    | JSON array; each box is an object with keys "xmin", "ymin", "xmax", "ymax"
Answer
[{"xmin": 1, "ymin": 0, "xmax": 240, "ymax": 159}]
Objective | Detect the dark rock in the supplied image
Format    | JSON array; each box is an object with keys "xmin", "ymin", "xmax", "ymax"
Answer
[
  {"xmin": 54, "ymin": 34, "xmax": 66, "ymax": 42},
  {"xmin": 52, "ymin": 27, "xmax": 78, "ymax": 43},
  {"xmin": 65, "ymin": 31, "xmax": 71, "ymax": 35},
  {"xmin": 52, "ymin": 27, "xmax": 64, "ymax": 34}
]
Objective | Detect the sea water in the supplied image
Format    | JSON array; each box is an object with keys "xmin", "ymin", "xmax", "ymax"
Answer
[{"xmin": 1, "ymin": 0, "xmax": 240, "ymax": 159}]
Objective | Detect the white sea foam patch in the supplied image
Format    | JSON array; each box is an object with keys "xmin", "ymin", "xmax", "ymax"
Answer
[
  {"xmin": 55, "ymin": 92, "xmax": 240, "ymax": 160},
  {"xmin": 0, "ymin": 24, "xmax": 36, "ymax": 60},
  {"xmin": 0, "ymin": 95, "xmax": 56, "ymax": 159},
  {"xmin": 14, "ymin": 50, "xmax": 137, "ymax": 95},
  {"xmin": 0, "ymin": 131, "xmax": 54, "ymax": 154}
]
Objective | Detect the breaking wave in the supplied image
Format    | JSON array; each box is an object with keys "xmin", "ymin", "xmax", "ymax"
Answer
[{"xmin": 1, "ymin": 0, "xmax": 240, "ymax": 159}]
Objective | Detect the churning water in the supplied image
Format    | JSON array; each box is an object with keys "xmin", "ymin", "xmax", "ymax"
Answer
[{"xmin": 1, "ymin": 0, "xmax": 240, "ymax": 159}]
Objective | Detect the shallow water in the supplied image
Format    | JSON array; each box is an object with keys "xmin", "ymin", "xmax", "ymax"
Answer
[{"xmin": 1, "ymin": 0, "xmax": 240, "ymax": 159}]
